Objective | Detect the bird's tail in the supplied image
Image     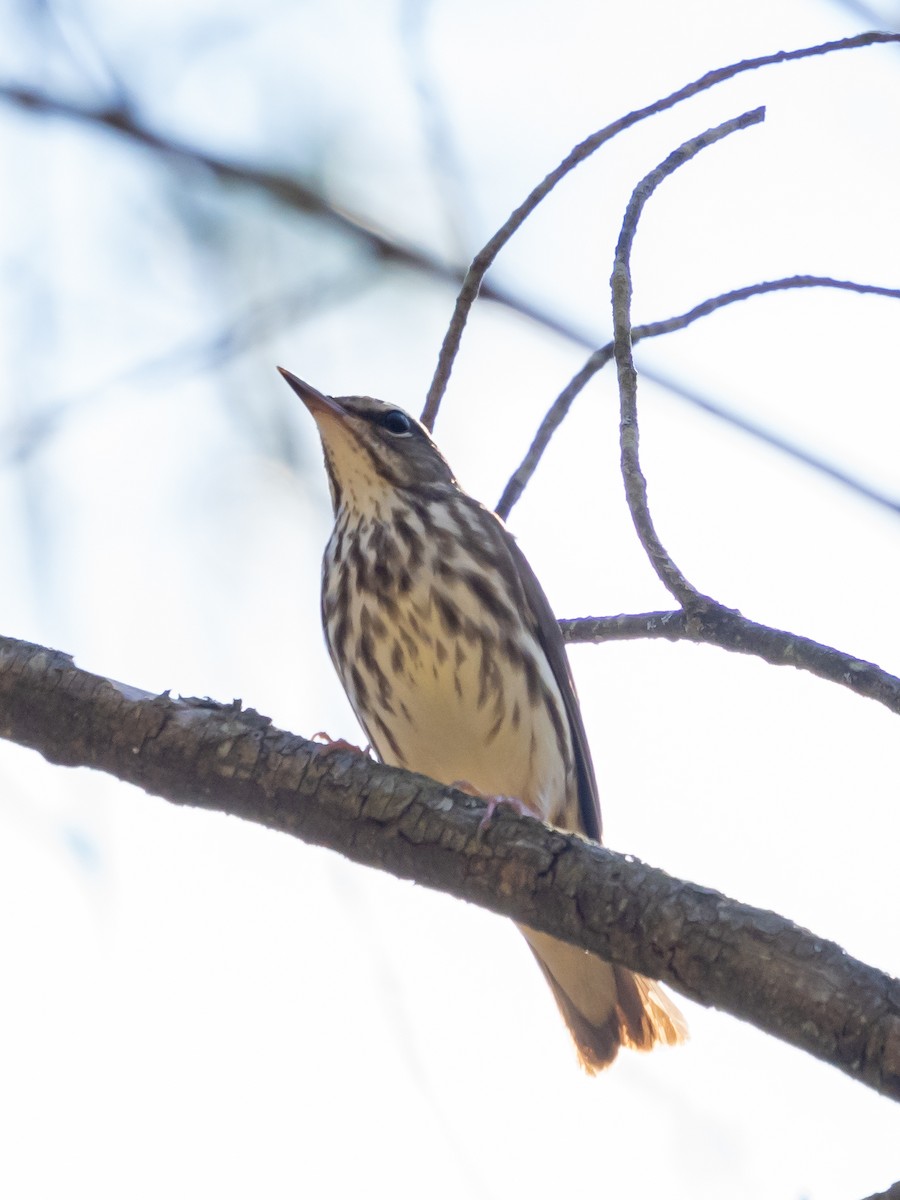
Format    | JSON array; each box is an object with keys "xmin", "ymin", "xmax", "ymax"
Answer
[{"xmin": 519, "ymin": 925, "xmax": 687, "ymax": 1072}]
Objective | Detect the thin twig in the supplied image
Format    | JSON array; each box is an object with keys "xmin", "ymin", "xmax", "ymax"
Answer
[
  {"xmin": 0, "ymin": 79, "xmax": 623, "ymax": 350},
  {"xmin": 497, "ymin": 350, "xmax": 613, "ymax": 518},
  {"xmin": 496, "ymin": 275, "xmax": 900, "ymax": 519},
  {"xmin": 421, "ymin": 30, "xmax": 900, "ymax": 430},
  {"xmin": 0, "ymin": 83, "xmax": 468, "ymax": 279},
  {"xmin": 3, "ymin": 81, "xmax": 898, "ymax": 516},
  {"xmin": 560, "ymin": 611, "xmax": 900, "ymax": 717},
  {"xmin": 400, "ymin": 0, "xmax": 473, "ymax": 263},
  {"xmin": 612, "ymin": 107, "xmax": 766, "ymax": 607}
]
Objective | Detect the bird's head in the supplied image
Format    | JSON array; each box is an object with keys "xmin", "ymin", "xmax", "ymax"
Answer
[{"xmin": 278, "ymin": 368, "xmax": 457, "ymax": 516}]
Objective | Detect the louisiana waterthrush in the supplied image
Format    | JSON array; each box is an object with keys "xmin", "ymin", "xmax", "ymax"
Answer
[{"xmin": 280, "ymin": 367, "xmax": 685, "ymax": 1070}]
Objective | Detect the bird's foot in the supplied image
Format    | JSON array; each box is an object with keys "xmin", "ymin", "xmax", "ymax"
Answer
[
  {"xmin": 311, "ymin": 732, "xmax": 372, "ymax": 757},
  {"xmin": 451, "ymin": 781, "xmax": 533, "ymax": 832}
]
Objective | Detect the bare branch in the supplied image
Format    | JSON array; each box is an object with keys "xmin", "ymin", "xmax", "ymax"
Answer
[
  {"xmin": 496, "ymin": 349, "xmax": 611, "ymax": 520},
  {"xmin": 400, "ymin": 0, "xmax": 473, "ymax": 263},
  {"xmin": 0, "ymin": 79, "xmax": 594, "ymax": 344},
  {"xmin": 861, "ymin": 1182, "xmax": 900, "ymax": 1200},
  {"xmin": 0, "ymin": 631, "xmax": 898, "ymax": 1101},
  {"xmin": 612, "ymin": 108, "xmax": 765, "ymax": 607},
  {"xmin": 3, "ymin": 80, "xmax": 897, "ymax": 520},
  {"xmin": 0, "ymin": 83, "xmax": 465, "ymax": 279},
  {"xmin": 496, "ymin": 275, "xmax": 900, "ymax": 520},
  {"xmin": 561, "ymin": 611, "xmax": 900, "ymax": 717},
  {"xmin": 421, "ymin": 30, "xmax": 900, "ymax": 430},
  {"xmin": 637, "ymin": 274, "xmax": 900, "ymax": 328}
]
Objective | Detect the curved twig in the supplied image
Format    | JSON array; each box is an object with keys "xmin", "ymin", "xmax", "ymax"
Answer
[
  {"xmin": 421, "ymin": 30, "xmax": 900, "ymax": 430},
  {"xmin": 560, "ymin": 610, "xmax": 900, "ymax": 717},
  {"xmin": 4, "ymin": 81, "xmax": 898, "ymax": 517},
  {"xmin": 496, "ymin": 275, "xmax": 900, "ymax": 520},
  {"xmin": 612, "ymin": 108, "xmax": 766, "ymax": 607}
]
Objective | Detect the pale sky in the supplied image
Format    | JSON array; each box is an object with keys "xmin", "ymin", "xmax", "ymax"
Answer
[{"xmin": 0, "ymin": 2, "xmax": 898, "ymax": 1197}]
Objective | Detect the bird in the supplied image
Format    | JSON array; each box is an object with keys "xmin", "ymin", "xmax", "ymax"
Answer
[{"xmin": 279, "ymin": 366, "xmax": 686, "ymax": 1071}]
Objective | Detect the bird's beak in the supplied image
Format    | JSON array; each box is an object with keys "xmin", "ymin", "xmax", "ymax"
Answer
[{"xmin": 277, "ymin": 367, "xmax": 347, "ymax": 420}]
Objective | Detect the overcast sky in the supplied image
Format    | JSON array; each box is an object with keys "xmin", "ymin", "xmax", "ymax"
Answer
[{"xmin": 0, "ymin": 2, "xmax": 898, "ymax": 1197}]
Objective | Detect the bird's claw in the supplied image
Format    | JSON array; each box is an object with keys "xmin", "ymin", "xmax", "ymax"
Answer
[
  {"xmin": 450, "ymin": 781, "xmax": 533, "ymax": 832},
  {"xmin": 311, "ymin": 732, "xmax": 372, "ymax": 756},
  {"xmin": 477, "ymin": 793, "xmax": 534, "ymax": 831}
]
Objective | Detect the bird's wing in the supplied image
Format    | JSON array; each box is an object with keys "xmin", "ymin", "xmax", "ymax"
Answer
[{"xmin": 494, "ymin": 517, "xmax": 602, "ymax": 843}]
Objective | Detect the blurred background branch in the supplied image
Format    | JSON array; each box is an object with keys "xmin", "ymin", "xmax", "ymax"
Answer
[{"xmin": 2, "ymin": 68, "xmax": 898, "ymax": 515}]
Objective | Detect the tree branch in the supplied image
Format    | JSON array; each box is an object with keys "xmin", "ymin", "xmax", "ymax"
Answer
[
  {"xmin": 0, "ymin": 82, "xmax": 537, "ymax": 329},
  {"xmin": 612, "ymin": 108, "xmax": 766, "ymax": 607},
  {"xmin": 3, "ymin": 79, "xmax": 898, "ymax": 521},
  {"xmin": 862, "ymin": 1182, "xmax": 900, "ymax": 1200},
  {"xmin": 0, "ymin": 632, "xmax": 898, "ymax": 1101},
  {"xmin": 496, "ymin": 275, "xmax": 900, "ymax": 520},
  {"xmin": 561, "ymin": 611, "xmax": 900, "ymax": 717},
  {"xmin": 421, "ymin": 30, "xmax": 900, "ymax": 429}
]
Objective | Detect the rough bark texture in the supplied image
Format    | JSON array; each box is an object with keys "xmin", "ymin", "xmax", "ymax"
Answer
[
  {"xmin": 1, "ymin": 633, "xmax": 899, "ymax": 1102},
  {"xmin": 863, "ymin": 1185, "xmax": 900, "ymax": 1200}
]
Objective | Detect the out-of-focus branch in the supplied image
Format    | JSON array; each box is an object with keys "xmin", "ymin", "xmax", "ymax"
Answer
[
  {"xmin": 0, "ymin": 83, "xmax": 460, "ymax": 277},
  {"xmin": 0, "ymin": 271, "xmax": 378, "ymax": 466},
  {"xmin": 400, "ymin": 0, "xmax": 473, "ymax": 263},
  {"xmin": 0, "ymin": 80, "xmax": 602, "ymax": 346},
  {"xmin": 611, "ymin": 107, "xmax": 765, "ymax": 607},
  {"xmin": 0, "ymin": 631, "xmax": 899, "ymax": 1101},
  {"xmin": 1, "ymin": 78, "xmax": 897, "ymax": 520},
  {"xmin": 560, "ymin": 611, "xmax": 900, "ymax": 717}
]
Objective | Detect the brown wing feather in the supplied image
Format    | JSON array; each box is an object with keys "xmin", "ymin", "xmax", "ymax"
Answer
[
  {"xmin": 483, "ymin": 505, "xmax": 602, "ymax": 843},
  {"xmin": 484, "ymin": 512, "xmax": 688, "ymax": 1067}
]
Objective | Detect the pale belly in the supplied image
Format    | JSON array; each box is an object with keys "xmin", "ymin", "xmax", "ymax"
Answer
[{"xmin": 327, "ymin": 568, "xmax": 575, "ymax": 827}]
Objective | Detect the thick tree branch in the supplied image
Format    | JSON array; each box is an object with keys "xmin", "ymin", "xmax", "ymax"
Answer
[
  {"xmin": 863, "ymin": 1183, "xmax": 900, "ymax": 1200},
  {"xmin": 561, "ymin": 610, "xmax": 900, "ymax": 717},
  {"xmin": 0, "ymin": 633, "xmax": 898, "ymax": 1101}
]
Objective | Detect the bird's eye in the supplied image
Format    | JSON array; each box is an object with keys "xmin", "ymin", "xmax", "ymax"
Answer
[{"xmin": 379, "ymin": 409, "xmax": 413, "ymax": 436}]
